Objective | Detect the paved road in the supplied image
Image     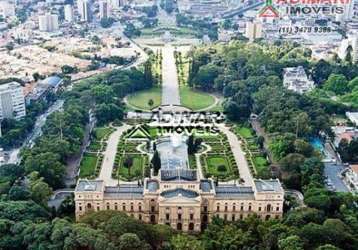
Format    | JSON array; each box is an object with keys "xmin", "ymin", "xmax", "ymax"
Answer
[
  {"xmin": 250, "ymin": 118, "xmax": 276, "ymax": 164},
  {"xmin": 324, "ymin": 162, "xmax": 349, "ymax": 192},
  {"xmin": 98, "ymin": 124, "xmax": 131, "ymax": 186},
  {"xmin": 65, "ymin": 112, "xmax": 96, "ymax": 187},
  {"xmin": 3, "ymin": 99, "xmax": 64, "ymax": 165},
  {"xmin": 322, "ymin": 141, "xmax": 349, "ymax": 192},
  {"xmin": 161, "ymin": 46, "xmax": 181, "ymax": 106},
  {"xmin": 218, "ymin": 125, "xmax": 254, "ymax": 186}
]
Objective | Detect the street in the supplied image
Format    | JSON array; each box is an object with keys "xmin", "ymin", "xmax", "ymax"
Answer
[
  {"xmin": 322, "ymin": 142, "xmax": 349, "ymax": 192},
  {"xmin": 324, "ymin": 162, "xmax": 349, "ymax": 192},
  {"xmin": 3, "ymin": 99, "xmax": 64, "ymax": 165}
]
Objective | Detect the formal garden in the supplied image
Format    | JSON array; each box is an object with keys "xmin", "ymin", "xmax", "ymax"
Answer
[
  {"xmin": 79, "ymin": 126, "xmax": 115, "ymax": 178},
  {"xmin": 111, "ymin": 128, "xmax": 151, "ymax": 181},
  {"xmin": 199, "ymin": 133, "xmax": 239, "ymax": 181},
  {"xmin": 232, "ymin": 124, "xmax": 270, "ymax": 178}
]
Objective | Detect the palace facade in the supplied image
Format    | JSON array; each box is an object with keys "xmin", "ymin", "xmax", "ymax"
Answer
[{"xmin": 75, "ymin": 136, "xmax": 284, "ymax": 232}]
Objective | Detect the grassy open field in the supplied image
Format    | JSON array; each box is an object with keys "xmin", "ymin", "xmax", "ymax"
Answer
[
  {"xmin": 79, "ymin": 154, "xmax": 98, "ymax": 178},
  {"xmin": 127, "ymin": 87, "xmax": 161, "ymax": 110},
  {"xmin": 253, "ymin": 156, "xmax": 269, "ymax": 176},
  {"xmin": 179, "ymin": 85, "xmax": 215, "ymax": 110},
  {"xmin": 235, "ymin": 126, "xmax": 254, "ymax": 139}
]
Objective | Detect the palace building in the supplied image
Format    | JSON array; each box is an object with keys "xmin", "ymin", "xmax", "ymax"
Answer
[{"xmin": 75, "ymin": 135, "xmax": 284, "ymax": 232}]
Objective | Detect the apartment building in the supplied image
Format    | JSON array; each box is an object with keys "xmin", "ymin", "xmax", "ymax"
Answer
[{"xmin": 0, "ymin": 82, "xmax": 26, "ymax": 120}]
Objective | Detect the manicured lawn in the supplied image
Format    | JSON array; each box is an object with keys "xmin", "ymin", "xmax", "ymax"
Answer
[
  {"xmin": 94, "ymin": 127, "xmax": 114, "ymax": 140},
  {"xmin": 253, "ymin": 156, "xmax": 269, "ymax": 175},
  {"xmin": 148, "ymin": 127, "xmax": 158, "ymax": 139},
  {"xmin": 127, "ymin": 87, "xmax": 161, "ymax": 110},
  {"xmin": 206, "ymin": 156, "xmax": 230, "ymax": 177},
  {"xmin": 118, "ymin": 155, "xmax": 144, "ymax": 181},
  {"xmin": 79, "ymin": 154, "xmax": 98, "ymax": 178},
  {"xmin": 179, "ymin": 86, "xmax": 215, "ymax": 111},
  {"xmin": 189, "ymin": 155, "xmax": 197, "ymax": 169},
  {"xmin": 236, "ymin": 126, "xmax": 254, "ymax": 139}
]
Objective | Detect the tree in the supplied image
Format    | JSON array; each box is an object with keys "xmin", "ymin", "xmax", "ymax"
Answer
[
  {"xmin": 100, "ymin": 17, "xmax": 115, "ymax": 28},
  {"xmin": 144, "ymin": 60, "xmax": 153, "ymax": 88},
  {"xmin": 118, "ymin": 233, "xmax": 148, "ymax": 250},
  {"xmin": 280, "ymin": 153, "xmax": 306, "ymax": 172},
  {"xmin": 61, "ymin": 65, "xmax": 77, "ymax": 74},
  {"xmin": 0, "ymin": 200, "xmax": 50, "ymax": 221},
  {"xmin": 8, "ymin": 185, "xmax": 31, "ymax": 200},
  {"xmin": 187, "ymin": 135, "xmax": 195, "ymax": 154},
  {"xmin": 269, "ymin": 133, "xmax": 296, "ymax": 160},
  {"xmin": 28, "ymin": 172, "xmax": 53, "ymax": 205},
  {"xmin": 95, "ymin": 103, "xmax": 124, "ymax": 125},
  {"xmin": 194, "ymin": 138, "xmax": 203, "ymax": 153},
  {"xmin": 222, "ymin": 19, "xmax": 232, "ymax": 30},
  {"xmin": 148, "ymin": 99, "xmax": 154, "ymax": 108},
  {"xmin": 171, "ymin": 234, "xmax": 203, "ymax": 250},
  {"xmin": 24, "ymin": 153, "xmax": 65, "ymax": 188},
  {"xmin": 345, "ymin": 45, "xmax": 353, "ymax": 64},
  {"xmin": 300, "ymin": 157, "xmax": 325, "ymax": 188},
  {"xmin": 151, "ymin": 150, "xmax": 161, "ymax": 175},
  {"xmin": 294, "ymin": 139, "xmax": 314, "ymax": 157},
  {"xmin": 91, "ymin": 84, "xmax": 113, "ymax": 104},
  {"xmin": 91, "ymin": 35, "xmax": 101, "ymax": 44},
  {"xmin": 304, "ymin": 188, "xmax": 332, "ymax": 213},
  {"xmin": 124, "ymin": 23, "xmax": 141, "ymax": 38},
  {"xmin": 256, "ymin": 136, "xmax": 265, "ymax": 149},
  {"xmin": 311, "ymin": 59, "xmax": 332, "ymax": 85},
  {"xmin": 194, "ymin": 64, "xmax": 220, "ymax": 90},
  {"xmin": 57, "ymin": 194, "xmax": 75, "ymax": 217},
  {"xmin": 323, "ymin": 74, "xmax": 349, "ymax": 95},
  {"xmin": 123, "ymin": 156, "xmax": 134, "ymax": 176},
  {"xmin": 348, "ymin": 77, "xmax": 358, "ymax": 91},
  {"xmin": 161, "ymin": 0, "xmax": 175, "ymax": 13},
  {"xmin": 223, "ymin": 93, "xmax": 251, "ymax": 121},
  {"xmin": 278, "ymin": 235, "xmax": 304, "ymax": 250},
  {"xmin": 217, "ymin": 165, "xmax": 226, "ymax": 172},
  {"xmin": 32, "ymin": 72, "xmax": 41, "ymax": 81}
]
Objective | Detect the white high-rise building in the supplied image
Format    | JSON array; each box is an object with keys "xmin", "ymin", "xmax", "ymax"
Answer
[
  {"xmin": 108, "ymin": 0, "xmax": 120, "ymax": 9},
  {"xmin": 336, "ymin": 0, "xmax": 357, "ymax": 22},
  {"xmin": 0, "ymin": 82, "xmax": 26, "ymax": 120},
  {"xmin": 64, "ymin": 4, "xmax": 74, "ymax": 22},
  {"xmin": 0, "ymin": 1, "xmax": 15, "ymax": 18},
  {"xmin": 77, "ymin": 0, "xmax": 92, "ymax": 22},
  {"xmin": 99, "ymin": 0, "xmax": 109, "ymax": 19},
  {"xmin": 38, "ymin": 13, "xmax": 59, "ymax": 32},
  {"xmin": 353, "ymin": 35, "xmax": 358, "ymax": 64},
  {"xmin": 245, "ymin": 21, "xmax": 262, "ymax": 41}
]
